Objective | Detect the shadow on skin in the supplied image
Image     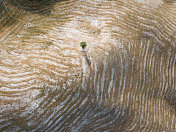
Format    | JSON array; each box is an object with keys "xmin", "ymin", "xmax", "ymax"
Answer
[
  {"xmin": 0, "ymin": 0, "xmax": 66, "ymax": 29},
  {"xmin": 6, "ymin": 0, "xmax": 66, "ymax": 15}
]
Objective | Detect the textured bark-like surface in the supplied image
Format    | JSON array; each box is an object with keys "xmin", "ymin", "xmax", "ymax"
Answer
[{"xmin": 0, "ymin": 0, "xmax": 175, "ymax": 131}]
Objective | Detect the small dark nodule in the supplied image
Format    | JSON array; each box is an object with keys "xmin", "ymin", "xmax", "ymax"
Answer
[{"xmin": 80, "ymin": 42, "xmax": 87, "ymax": 50}]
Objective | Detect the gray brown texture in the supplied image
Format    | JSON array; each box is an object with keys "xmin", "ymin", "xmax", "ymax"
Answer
[{"xmin": 0, "ymin": 0, "xmax": 175, "ymax": 131}]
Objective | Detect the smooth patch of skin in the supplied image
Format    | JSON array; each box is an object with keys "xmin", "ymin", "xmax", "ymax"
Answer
[{"xmin": 0, "ymin": 0, "xmax": 175, "ymax": 131}]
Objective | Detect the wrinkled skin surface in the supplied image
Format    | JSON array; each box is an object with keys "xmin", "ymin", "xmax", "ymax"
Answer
[{"xmin": 0, "ymin": 0, "xmax": 175, "ymax": 131}]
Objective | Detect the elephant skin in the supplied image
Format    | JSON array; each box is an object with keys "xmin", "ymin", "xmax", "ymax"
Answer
[{"xmin": 0, "ymin": 0, "xmax": 175, "ymax": 131}]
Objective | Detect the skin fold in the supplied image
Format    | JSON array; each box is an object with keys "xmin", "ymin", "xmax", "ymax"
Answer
[{"xmin": 0, "ymin": 0, "xmax": 175, "ymax": 131}]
